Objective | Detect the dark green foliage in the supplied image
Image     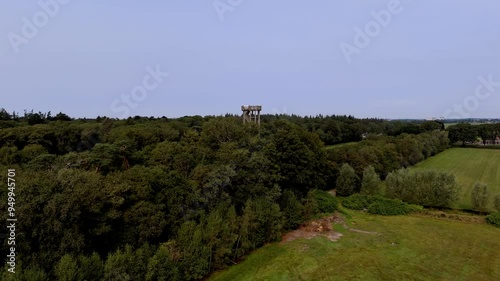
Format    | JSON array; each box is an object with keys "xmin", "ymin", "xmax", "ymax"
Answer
[
  {"xmin": 494, "ymin": 195, "xmax": 500, "ymax": 211},
  {"xmin": 146, "ymin": 243, "xmax": 180, "ymax": 281},
  {"xmin": 385, "ymin": 169, "xmax": 461, "ymax": 208},
  {"xmin": 265, "ymin": 120, "xmax": 330, "ymax": 195},
  {"xmin": 103, "ymin": 244, "xmax": 153, "ymax": 281},
  {"xmin": 77, "ymin": 253, "xmax": 104, "ymax": 281},
  {"xmin": 342, "ymin": 194, "xmax": 376, "ymax": 210},
  {"xmin": 361, "ymin": 166, "xmax": 382, "ymax": 195},
  {"xmin": 25, "ymin": 153, "xmax": 57, "ymax": 170},
  {"xmin": 280, "ymin": 190, "xmax": 305, "ymax": 230},
  {"xmin": 471, "ymin": 182, "xmax": 490, "ymax": 212},
  {"xmin": 336, "ymin": 163, "xmax": 360, "ymax": 196},
  {"xmin": 19, "ymin": 144, "xmax": 48, "ymax": 164},
  {"xmin": 55, "ymin": 255, "xmax": 78, "ymax": 281},
  {"xmin": 486, "ymin": 212, "xmax": 500, "ymax": 227},
  {"xmin": 0, "ymin": 145, "xmax": 18, "ymax": 165},
  {"xmin": 367, "ymin": 197, "xmax": 418, "ymax": 216},
  {"xmin": 343, "ymin": 194, "xmax": 422, "ymax": 215},
  {"xmin": 447, "ymin": 123, "xmax": 478, "ymax": 146},
  {"xmin": 326, "ymin": 130, "xmax": 449, "ymax": 179},
  {"xmin": 307, "ymin": 189, "xmax": 339, "ymax": 214},
  {"xmin": 0, "ymin": 265, "xmax": 49, "ymax": 281},
  {"xmin": 0, "ymin": 108, "xmax": 11, "ymax": 120}
]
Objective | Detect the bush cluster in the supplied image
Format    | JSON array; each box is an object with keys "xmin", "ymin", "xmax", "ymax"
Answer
[
  {"xmin": 341, "ymin": 194, "xmax": 375, "ymax": 210},
  {"xmin": 486, "ymin": 212, "xmax": 500, "ymax": 228},
  {"xmin": 306, "ymin": 189, "xmax": 339, "ymax": 214},
  {"xmin": 342, "ymin": 194, "xmax": 422, "ymax": 216},
  {"xmin": 368, "ymin": 197, "xmax": 422, "ymax": 216},
  {"xmin": 385, "ymin": 169, "xmax": 461, "ymax": 208}
]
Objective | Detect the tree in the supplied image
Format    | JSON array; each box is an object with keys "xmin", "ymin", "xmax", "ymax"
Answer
[
  {"xmin": 55, "ymin": 255, "xmax": 78, "ymax": 281},
  {"xmin": 0, "ymin": 108, "xmax": 11, "ymax": 120},
  {"xmin": 494, "ymin": 195, "xmax": 500, "ymax": 211},
  {"xmin": 280, "ymin": 190, "xmax": 304, "ymax": 230},
  {"xmin": 88, "ymin": 143, "xmax": 122, "ymax": 173},
  {"xmin": 471, "ymin": 182, "xmax": 489, "ymax": 212},
  {"xmin": 77, "ymin": 253, "xmax": 104, "ymax": 281},
  {"xmin": 447, "ymin": 123, "xmax": 477, "ymax": 146},
  {"xmin": 336, "ymin": 163, "xmax": 360, "ymax": 196},
  {"xmin": 361, "ymin": 166, "xmax": 382, "ymax": 195},
  {"xmin": 200, "ymin": 117, "xmax": 248, "ymax": 149},
  {"xmin": 0, "ymin": 145, "xmax": 18, "ymax": 165},
  {"xmin": 146, "ymin": 243, "xmax": 180, "ymax": 281},
  {"xmin": 54, "ymin": 112, "xmax": 72, "ymax": 121},
  {"xmin": 265, "ymin": 120, "xmax": 329, "ymax": 195},
  {"xmin": 122, "ymin": 201, "xmax": 167, "ymax": 244},
  {"xmin": 477, "ymin": 124, "xmax": 496, "ymax": 145},
  {"xmin": 385, "ymin": 169, "xmax": 460, "ymax": 208},
  {"xmin": 103, "ymin": 244, "xmax": 151, "ymax": 281},
  {"xmin": 19, "ymin": 144, "xmax": 48, "ymax": 164}
]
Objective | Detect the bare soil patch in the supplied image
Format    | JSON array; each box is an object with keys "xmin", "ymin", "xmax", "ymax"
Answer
[
  {"xmin": 281, "ymin": 213, "xmax": 381, "ymax": 244},
  {"xmin": 281, "ymin": 215, "xmax": 343, "ymax": 243}
]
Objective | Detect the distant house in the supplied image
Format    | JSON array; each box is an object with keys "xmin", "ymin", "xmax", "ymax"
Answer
[{"xmin": 485, "ymin": 136, "xmax": 500, "ymax": 145}]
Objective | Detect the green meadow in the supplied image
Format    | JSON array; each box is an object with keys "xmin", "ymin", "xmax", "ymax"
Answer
[{"xmin": 209, "ymin": 211, "xmax": 500, "ymax": 281}]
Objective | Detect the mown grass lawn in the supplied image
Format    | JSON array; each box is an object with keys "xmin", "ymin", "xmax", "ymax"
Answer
[
  {"xmin": 413, "ymin": 148, "xmax": 500, "ymax": 210},
  {"xmin": 324, "ymin": 142, "xmax": 358, "ymax": 150},
  {"xmin": 209, "ymin": 211, "xmax": 500, "ymax": 281}
]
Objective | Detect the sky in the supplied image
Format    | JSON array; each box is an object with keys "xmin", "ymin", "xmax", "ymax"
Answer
[{"xmin": 1, "ymin": 0, "xmax": 500, "ymax": 119}]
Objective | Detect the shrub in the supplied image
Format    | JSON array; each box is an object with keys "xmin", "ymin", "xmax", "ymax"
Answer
[
  {"xmin": 385, "ymin": 169, "xmax": 460, "ymax": 208},
  {"xmin": 493, "ymin": 195, "xmax": 500, "ymax": 211},
  {"xmin": 306, "ymin": 189, "xmax": 338, "ymax": 214},
  {"xmin": 486, "ymin": 212, "xmax": 500, "ymax": 228},
  {"xmin": 341, "ymin": 194, "xmax": 375, "ymax": 210},
  {"xmin": 471, "ymin": 182, "xmax": 489, "ymax": 212},
  {"xmin": 406, "ymin": 204, "xmax": 424, "ymax": 213},
  {"xmin": 361, "ymin": 166, "xmax": 382, "ymax": 195},
  {"xmin": 368, "ymin": 197, "xmax": 412, "ymax": 216},
  {"xmin": 342, "ymin": 194, "xmax": 422, "ymax": 216},
  {"xmin": 280, "ymin": 190, "xmax": 305, "ymax": 230},
  {"xmin": 336, "ymin": 163, "xmax": 360, "ymax": 197}
]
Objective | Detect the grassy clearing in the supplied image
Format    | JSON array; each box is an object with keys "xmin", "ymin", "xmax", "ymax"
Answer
[
  {"xmin": 209, "ymin": 211, "xmax": 500, "ymax": 281},
  {"xmin": 443, "ymin": 122, "xmax": 486, "ymax": 128},
  {"xmin": 325, "ymin": 142, "xmax": 358, "ymax": 150},
  {"xmin": 413, "ymin": 148, "xmax": 500, "ymax": 210}
]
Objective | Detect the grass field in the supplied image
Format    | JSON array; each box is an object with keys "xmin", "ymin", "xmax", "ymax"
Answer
[
  {"xmin": 443, "ymin": 122, "xmax": 487, "ymax": 128},
  {"xmin": 325, "ymin": 142, "xmax": 358, "ymax": 150},
  {"xmin": 413, "ymin": 148, "xmax": 500, "ymax": 210},
  {"xmin": 209, "ymin": 211, "xmax": 500, "ymax": 281}
]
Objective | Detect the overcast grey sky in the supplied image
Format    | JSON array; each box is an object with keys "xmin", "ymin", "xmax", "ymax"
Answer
[{"xmin": 1, "ymin": 0, "xmax": 499, "ymax": 119}]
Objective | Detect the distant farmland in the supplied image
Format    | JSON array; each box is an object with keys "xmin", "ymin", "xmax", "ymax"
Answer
[{"xmin": 413, "ymin": 148, "xmax": 500, "ymax": 210}]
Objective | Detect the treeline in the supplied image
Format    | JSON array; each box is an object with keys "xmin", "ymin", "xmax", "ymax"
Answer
[
  {"xmin": 1, "ymin": 108, "xmax": 444, "ymax": 146},
  {"xmin": 261, "ymin": 114, "xmax": 443, "ymax": 145},
  {"xmin": 326, "ymin": 130, "xmax": 449, "ymax": 184},
  {"xmin": 447, "ymin": 122, "xmax": 500, "ymax": 146},
  {"xmin": 0, "ymin": 111, "xmax": 449, "ymax": 280}
]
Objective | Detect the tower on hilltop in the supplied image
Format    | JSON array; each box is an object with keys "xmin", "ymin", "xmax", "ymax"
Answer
[{"xmin": 241, "ymin": 105, "xmax": 262, "ymax": 125}]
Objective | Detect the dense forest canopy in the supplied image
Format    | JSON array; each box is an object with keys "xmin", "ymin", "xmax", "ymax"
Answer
[{"xmin": 0, "ymin": 108, "xmax": 491, "ymax": 280}]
